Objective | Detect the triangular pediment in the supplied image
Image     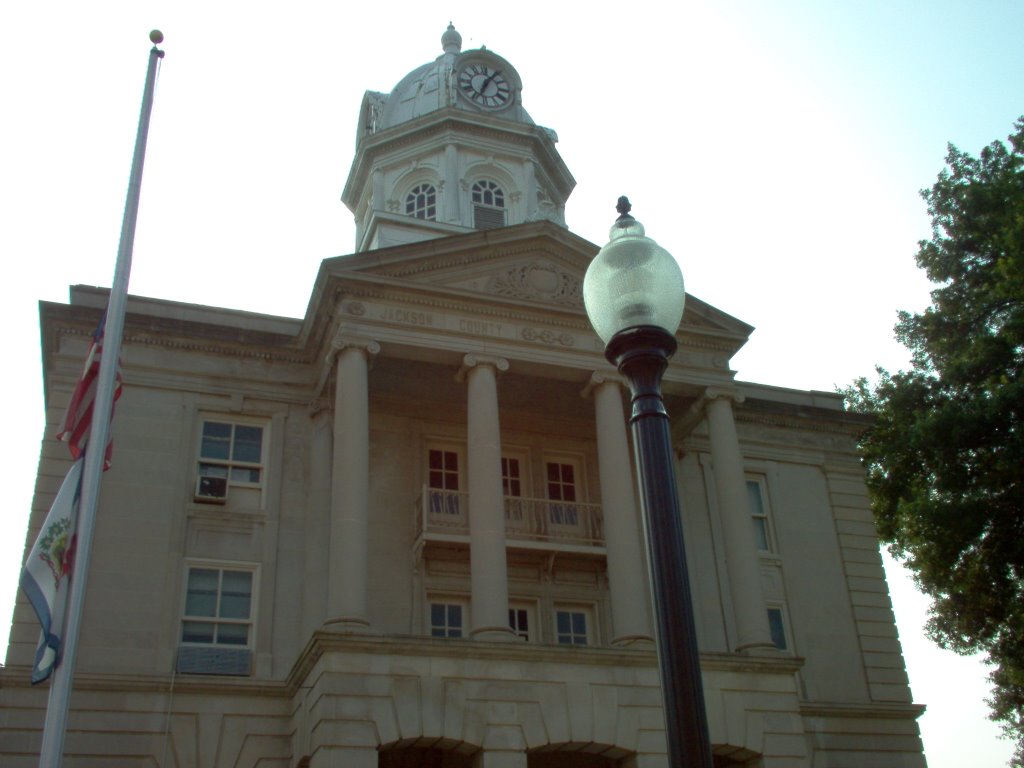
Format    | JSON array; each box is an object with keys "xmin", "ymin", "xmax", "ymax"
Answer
[
  {"xmin": 306, "ymin": 221, "xmax": 754, "ymax": 357},
  {"xmin": 318, "ymin": 221, "xmax": 594, "ymax": 310}
]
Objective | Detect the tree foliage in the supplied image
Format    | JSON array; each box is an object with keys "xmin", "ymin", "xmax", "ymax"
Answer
[{"xmin": 845, "ymin": 118, "xmax": 1024, "ymax": 763}]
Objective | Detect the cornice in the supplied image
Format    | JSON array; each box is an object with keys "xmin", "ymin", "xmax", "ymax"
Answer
[
  {"xmin": 52, "ymin": 324, "xmax": 310, "ymax": 366},
  {"xmin": 379, "ymin": 237, "xmax": 587, "ymax": 281},
  {"xmin": 345, "ymin": 112, "xmax": 573, "ymax": 205},
  {"xmin": 283, "ymin": 632, "xmax": 807, "ymax": 694},
  {"xmin": 0, "ymin": 664, "xmax": 287, "ymax": 698},
  {"xmin": 799, "ymin": 701, "xmax": 927, "ymax": 720},
  {"xmin": 735, "ymin": 397, "xmax": 871, "ymax": 437}
]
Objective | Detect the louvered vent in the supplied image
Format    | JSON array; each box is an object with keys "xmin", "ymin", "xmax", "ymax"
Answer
[
  {"xmin": 473, "ymin": 205, "xmax": 505, "ymax": 230},
  {"xmin": 176, "ymin": 646, "xmax": 252, "ymax": 676}
]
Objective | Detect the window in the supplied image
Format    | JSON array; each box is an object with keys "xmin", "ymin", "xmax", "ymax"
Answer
[
  {"xmin": 502, "ymin": 456, "xmax": 522, "ymax": 497},
  {"xmin": 746, "ymin": 477, "xmax": 772, "ymax": 552},
  {"xmin": 405, "ymin": 183, "xmax": 436, "ymax": 220},
  {"xmin": 508, "ymin": 600, "xmax": 536, "ymax": 641},
  {"xmin": 547, "ymin": 461, "xmax": 579, "ymax": 526},
  {"xmin": 767, "ymin": 606, "xmax": 789, "ymax": 651},
  {"xmin": 429, "ymin": 600, "xmax": 466, "ymax": 638},
  {"xmin": 181, "ymin": 566, "xmax": 254, "ymax": 647},
  {"xmin": 503, "ymin": 454, "xmax": 527, "ymax": 523},
  {"xmin": 428, "ymin": 448, "xmax": 460, "ymax": 515},
  {"xmin": 509, "ymin": 607, "xmax": 530, "ymax": 640},
  {"xmin": 472, "ymin": 180, "xmax": 505, "ymax": 229},
  {"xmin": 555, "ymin": 606, "xmax": 591, "ymax": 646},
  {"xmin": 198, "ymin": 420, "xmax": 264, "ymax": 488}
]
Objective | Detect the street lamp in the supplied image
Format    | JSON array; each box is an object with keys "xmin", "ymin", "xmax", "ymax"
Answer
[{"xmin": 583, "ymin": 197, "xmax": 714, "ymax": 768}]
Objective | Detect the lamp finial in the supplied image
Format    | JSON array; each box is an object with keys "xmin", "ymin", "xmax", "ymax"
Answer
[{"xmin": 616, "ymin": 196, "xmax": 634, "ymax": 221}]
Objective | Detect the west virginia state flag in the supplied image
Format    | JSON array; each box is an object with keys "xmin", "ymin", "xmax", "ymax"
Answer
[{"xmin": 20, "ymin": 457, "xmax": 84, "ymax": 684}]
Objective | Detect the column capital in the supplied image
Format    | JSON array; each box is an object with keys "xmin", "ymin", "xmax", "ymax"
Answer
[
  {"xmin": 580, "ymin": 371, "xmax": 625, "ymax": 399},
  {"xmin": 316, "ymin": 337, "xmax": 381, "ymax": 396},
  {"xmin": 671, "ymin": 386, "xmax": 744, "ymax": 444},
  {"xmin": 455, "ymin": 353, "xmax": 509, "ymax": 382},
  {"xmin": 308, "ymin": 396, "xmax": 333, "ymax": 419},
  {"xmin": 331, "ymin": 336, "xmax": 381, "ymax": 358},
  {"xmin": 703, "ymin": 385, "xmax": 745, "ymax": 407}
]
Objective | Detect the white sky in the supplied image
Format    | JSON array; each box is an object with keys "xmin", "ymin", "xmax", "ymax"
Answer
[{"xmin": 1, "ymin": 2, "xmax": 1021, "ymax": 765}]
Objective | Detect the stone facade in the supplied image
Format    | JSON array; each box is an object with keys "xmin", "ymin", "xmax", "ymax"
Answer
[{"xmin": 0, "ymin": 25, "xmax": 926, "ymax": 768}]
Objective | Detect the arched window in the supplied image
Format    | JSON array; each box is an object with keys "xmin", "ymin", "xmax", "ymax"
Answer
[
  {"xmin": 405, "ymin": 183, "xmax": 437, "ymax": 220},
  {"xmin": 471, "ymin": 180, "xmax": 505, "ymax": 229}
]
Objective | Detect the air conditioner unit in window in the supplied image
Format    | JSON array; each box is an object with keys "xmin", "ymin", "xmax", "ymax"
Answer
[{"xmin": 195, "ymin": 475, "xmax": 228, "ymax": 503}]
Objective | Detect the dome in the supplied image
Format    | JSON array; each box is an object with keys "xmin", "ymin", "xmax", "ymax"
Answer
[{"xmin": 372, "ymin": 24, "xmax": 534, "ymax": 133}]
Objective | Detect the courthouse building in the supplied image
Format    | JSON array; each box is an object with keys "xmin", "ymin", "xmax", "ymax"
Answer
[{"xmin": 1, "ymin": 25, "xmax": 927, "ymax": 767}]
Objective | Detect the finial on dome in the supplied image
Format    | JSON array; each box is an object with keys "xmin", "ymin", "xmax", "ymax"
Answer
[{"xmin": 442, "ymin": 23, "xmax": 462, "ymax": 54}]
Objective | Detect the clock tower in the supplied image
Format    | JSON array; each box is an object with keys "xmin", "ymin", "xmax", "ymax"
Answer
[{"xmin": 342, "ymin": 24, "xmax": 576, "ymax": 252}]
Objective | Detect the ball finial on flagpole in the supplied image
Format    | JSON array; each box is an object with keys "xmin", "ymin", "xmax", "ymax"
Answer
[{"xmin": 150, "ymin": 30, "xmax": 164, "ymax": 45}]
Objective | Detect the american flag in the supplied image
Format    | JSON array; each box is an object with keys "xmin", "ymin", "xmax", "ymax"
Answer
[{"xmin": 55, "ymin": 323, "xmax": 123, "ymax": 470}]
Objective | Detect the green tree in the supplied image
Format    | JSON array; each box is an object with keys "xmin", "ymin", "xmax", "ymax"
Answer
[{"xmin": 846, "ymin": 118, "xmax": 1024, "ymax": 764}]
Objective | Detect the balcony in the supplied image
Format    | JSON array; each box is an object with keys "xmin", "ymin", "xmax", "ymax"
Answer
[{"xmin": 414, "ymin": 487, "xmax": 605, "ymax": 554}]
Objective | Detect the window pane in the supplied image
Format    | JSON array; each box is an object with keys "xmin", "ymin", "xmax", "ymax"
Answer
[
  {"xmin": 220, "ymin": 571, "xmax": 253, "ymax": 619},
  {"xmin": 429, "ymin": 450, "xmax": 442, "ymax": 470},
  {"xmin": 232, "ymin": 426, "xmax": 263, "ymax": 462},
  {"xmin": 199, "ymin": 463, "xmax": 229, "ymax": 479},
  {"xmin": 753, "ymin": 517, "xmax": 770, "ymax": 551},
  {"xmin": 182, "ymin": 621, "xmax": 215, "ymax": 644},
  {"xmin": 509, "ymin": 608, "xmax": 529, "ymax": 640},
  {"xmin": 572, "ymin": 612, "xmax": 586, "ymax": 635},
  {"xmin": 556, "ymin": 611, "xmax": 570, "ymax": 635},
  {"xmin": 200, "ymin": 422, "xmax": 232, "ymax": 460},
  {"xmin": 556, "ymin": 610, "xmax": 588, "ymax": 645},
  {"xmin": 430, "ymin": 603, "xmax": 444, "ymax": 626},
  {"xmin": 185, "ymin": 569, "xmax": 219, "ymax": 616},
  {"xmin": 746, "ymin": 480, "xmax": 765, "ymax": 516},
  {"xmin": 447, "ymin": 604, "xmax": 462, "ymax": 629},
  {"xmin": 767, "ymin": 608, "xmax": 787, "ymax": 650},
  {"xmin": 230, "ymin": 466, "xmax": 261, "ymax": 484},
  {"xmin": 444, "ymin": 452, "xmax": 458, "ymax": 472},
  {"xmin": 216, "ymin": 623, "xmax": 249, "ymax": 646}
]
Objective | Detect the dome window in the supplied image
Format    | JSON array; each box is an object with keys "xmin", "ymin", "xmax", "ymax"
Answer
[
  {"xmin": 405, "ymin": 184, "xmax": 437, "ymax": 220},
  {"xmin": 472, "ymin": 180, "xmax": 505, "ymax": 230}
]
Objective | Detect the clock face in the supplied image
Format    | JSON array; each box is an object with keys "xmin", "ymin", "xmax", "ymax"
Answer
[{"xmin": 457, "ymin": 64, "xmax": 512, "ymax": 110}]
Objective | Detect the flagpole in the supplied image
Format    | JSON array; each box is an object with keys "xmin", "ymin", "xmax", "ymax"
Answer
[{"xmin": 39, "ymin": 30, "xmax": 165, "ymax": 765}]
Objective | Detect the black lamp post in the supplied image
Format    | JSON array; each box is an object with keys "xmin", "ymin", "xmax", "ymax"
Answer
[{"xmin": 583, "ymin": 197, "xmax": 714, "ymax": 768}]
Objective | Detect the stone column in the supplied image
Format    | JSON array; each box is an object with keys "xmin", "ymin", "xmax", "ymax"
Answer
[
  {"xmin": 458, "ymin": 354, "xmax": 515, "ymax": 641},
  {"xmin": 704, "ymin": 387, "xmax": 775, "ymax": 653},
  {"xmin": 325, "ymin": 339, "xmax": 379, "ymax": 631},
  {"xmin": 585, "ymin": 373, "xmax": 653, "ymax": 645},
  {"xmin": 444, "ymin": 144, "xmax": 459, "ymax": 223},
  {"xmin": 523, "ymin": 159, "xmax": 537, "ymax": 221},
  {"xmin": 305, "ymin": 403, "xmax": 332, "ymax": 634},
  {"xmin": 372, "ymin": 168, "xmax": 384, "ymax": 212}
]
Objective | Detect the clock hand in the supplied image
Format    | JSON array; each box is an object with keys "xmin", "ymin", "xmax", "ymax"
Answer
[{"xmin": 481, "ymin": 69, "xmax": 502, "ymax": 92}]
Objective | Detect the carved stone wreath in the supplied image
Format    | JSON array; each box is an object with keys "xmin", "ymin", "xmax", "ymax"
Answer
[{"xmin": 486, "ymin": 260, "xmax": 582, "ymax": 307}]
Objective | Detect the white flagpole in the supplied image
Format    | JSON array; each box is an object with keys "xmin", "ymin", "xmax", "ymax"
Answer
[{"xmin": 39, "ymin": 30, "xmax": 165, "ymax": 766}]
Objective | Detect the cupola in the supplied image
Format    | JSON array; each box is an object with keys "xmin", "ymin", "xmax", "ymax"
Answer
[{"xmin": 341, "ymin": 24, "xmax": 576, "ymax": 253}]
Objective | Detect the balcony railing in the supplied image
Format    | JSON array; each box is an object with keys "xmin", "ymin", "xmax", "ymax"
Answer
[{"xmin": 415, "ymin": 486, "xmax": 605, "ymax": 549}]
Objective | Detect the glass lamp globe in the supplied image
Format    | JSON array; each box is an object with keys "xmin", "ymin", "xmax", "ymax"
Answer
[{"xmin": 583, "ymin": 201, "xmax": 686, "ymax": 346}]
